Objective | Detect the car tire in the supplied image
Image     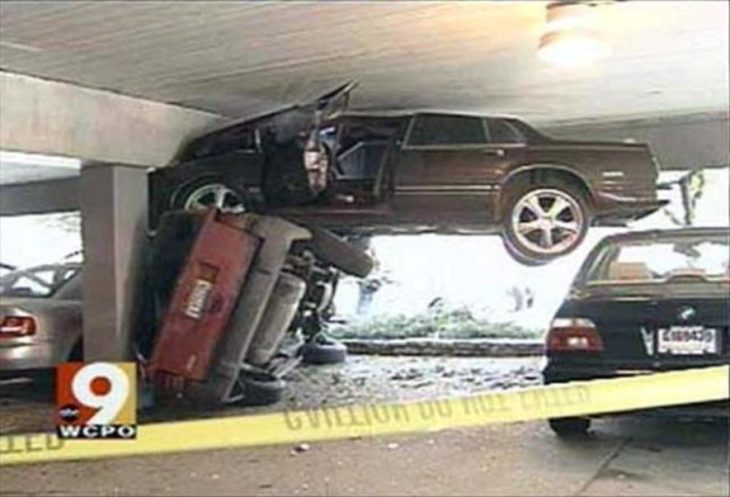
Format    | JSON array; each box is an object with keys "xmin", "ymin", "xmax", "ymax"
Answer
[
  {"xmin": 302, "ymin": 336, "xmax": 348, "ymax": 365},
  {"xmin": 501, "ymin": 237, "xmax": 550, "ymax": 267},
  {"xmin": 172, "ymin": 177, "xmax": 248, "ymax": 214},
  {"xmin": 502, "ymin": 180, "xmax": 590, "ymax": 265},
  {"xmin": 68, "ymin": 340, "xmax": 83, "ymax": 361},
  {"xmin": 239, "ymin": 371, "xmax": 285, "ymax": 406},
  {"xmin": 304, "ymin": 227, "xmax": 374, "ymax": 278},
  {"xmin": 27, "ymin": 370, "xmax": 55, "ymax": 394},
  {"xmin": 548, "ymin": 417, "xmax": 591, "ymax": 437}
]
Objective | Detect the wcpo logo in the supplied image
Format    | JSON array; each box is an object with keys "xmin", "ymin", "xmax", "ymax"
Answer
[{"xmin": 56, "ymin": 362, "xmax": 137, "ymax": 440}]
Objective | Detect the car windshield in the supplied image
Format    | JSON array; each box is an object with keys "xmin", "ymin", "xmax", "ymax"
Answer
[
  {"xmin": 0, "ymin": 264, "xmax": 80, "ymax": 298},
  {"xmin": 587, "ymin": 234, "xmax": 730, "ymax": 285}
]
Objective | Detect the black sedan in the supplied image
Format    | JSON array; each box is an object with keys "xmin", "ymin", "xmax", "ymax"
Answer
[{"xmin": 543, "ymin": 227, "xmax": 729, "ymax": 435}]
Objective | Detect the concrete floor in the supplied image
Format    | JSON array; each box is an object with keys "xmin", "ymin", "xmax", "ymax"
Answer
[
  {"xmin": 0, "ymin": 417, "xmax": 727, "ymax": 496},
  {"xmin": 0, "ymin": 357, "xmax": 543, "ymax": 434},
  {"xmin": 1, "ymin": 357, "xmax": 728, "ymax": 496}
]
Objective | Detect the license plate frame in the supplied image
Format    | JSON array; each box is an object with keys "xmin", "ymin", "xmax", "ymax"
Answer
[{"xmin": 657, "ymin": 326, "xmax": 719, "ymax": 355}]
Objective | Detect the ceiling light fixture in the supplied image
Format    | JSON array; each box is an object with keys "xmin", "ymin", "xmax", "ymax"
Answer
[{"xmin": 537, "ymin": 1, "xmax": 611, "ymax": 67}]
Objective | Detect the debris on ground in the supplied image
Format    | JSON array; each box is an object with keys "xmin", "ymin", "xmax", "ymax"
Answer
[
  {"xmin": 291, "ymin": 443, "xmax": 311, "ymax": 455},
  {"xmin": 0, "ymin": 356, "xmax": 542, "ymax": 434}
]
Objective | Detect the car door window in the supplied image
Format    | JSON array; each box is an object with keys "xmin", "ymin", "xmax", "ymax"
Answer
[
  {"xmin": 406, "ymin": 115, "xmax": 487, "ymax": 146},
  {"xmin": 486, "ymin": 119, "xmax": 525, "ymax": 144}
]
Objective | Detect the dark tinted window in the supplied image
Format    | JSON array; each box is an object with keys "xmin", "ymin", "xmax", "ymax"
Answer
[
  {"xmin": 507, "ymin": 119, "xmax": 548, "ymax": 143},
  {"xmin": 407, "ymin": 115, "xmax": 486, "ymax": 146},
  {"xmin": 487, "ymin": 119, "xmax": 525, "ymax": 144}
]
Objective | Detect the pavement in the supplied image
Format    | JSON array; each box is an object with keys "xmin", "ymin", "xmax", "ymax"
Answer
[
  {"xmin": 0, "ymin": 357, "xmax": 545, "ymax": 434},
  {"xmin": 1, "ymin": 417, "xmax": 727, "ymax": 496},
  {"xmin": 1, "ymin": 357, "xmax": 728, "ymax": 496}
]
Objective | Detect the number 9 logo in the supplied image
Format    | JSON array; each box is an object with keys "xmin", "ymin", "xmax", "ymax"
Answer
[{"xmin": 72, "ymin": 363, "xmax": 130, "ymax": 424}]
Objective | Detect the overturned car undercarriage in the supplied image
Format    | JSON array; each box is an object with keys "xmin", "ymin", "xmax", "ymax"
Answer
[{"xmin": 136, "ymin": 208, "xmax": 373, "ymax": 408}]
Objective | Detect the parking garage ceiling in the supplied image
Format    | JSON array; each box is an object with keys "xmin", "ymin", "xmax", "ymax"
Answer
[{"xmin": 1, "ymin": 1, "xmax": 728, "ymax": 125}]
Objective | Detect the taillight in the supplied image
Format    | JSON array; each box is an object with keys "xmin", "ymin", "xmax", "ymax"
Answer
[
  {"xmin": 546, "ymin": 318, "xmax": 603, "ymax": 352},
  {"xmin": 0, "ymin": 316, "xmax": 37, "ymax": 337}
]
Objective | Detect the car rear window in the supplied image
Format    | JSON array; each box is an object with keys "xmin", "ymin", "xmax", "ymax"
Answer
[
  {"xmin": 0, "ymin": 265, "xmax": 80, "ymax": 298},
  {"xmin": 587, "ymin": 235, "xmax": 730, "ymax": 285},
  {"xmin": 486, "ymin": 118, "xmax": 525, "ymax": 144}
]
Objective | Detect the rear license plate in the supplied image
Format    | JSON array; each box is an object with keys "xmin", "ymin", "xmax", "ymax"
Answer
[
  {"xmin": 184, "ymin": 279, "xmax": 213, "ymax": 320},
  {"xmin": 657, "ymin": 326, "xmax": 718, "ymax": 355}
]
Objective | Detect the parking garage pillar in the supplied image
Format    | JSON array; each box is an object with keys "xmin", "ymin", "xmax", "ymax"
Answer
[{"xmin": 80, "ymin": 165, "xmax": 148, "ymax": 362}]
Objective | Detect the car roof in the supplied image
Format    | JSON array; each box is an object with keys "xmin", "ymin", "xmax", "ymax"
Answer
[{"xmin": 600, "ymin": 227, "xmax": 729, "ymax": 245}]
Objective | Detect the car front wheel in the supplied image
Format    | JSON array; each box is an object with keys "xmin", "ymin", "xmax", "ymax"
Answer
[
  {"xmin": 174, "ymin": 178, "xmax": 248, "ymax": 214},
  {"xmin": 503, "ymin": 182, "xmax": 589, "ymax": 265}
]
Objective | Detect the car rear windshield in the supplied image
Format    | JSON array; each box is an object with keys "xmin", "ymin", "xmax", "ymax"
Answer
[
  {"xmin": 0, "ymin": 265, "xmax": 80, "ymax": 298},
  {"xmin": 587, "ymin": 234, "xmax": 729, "ymax": 285}
]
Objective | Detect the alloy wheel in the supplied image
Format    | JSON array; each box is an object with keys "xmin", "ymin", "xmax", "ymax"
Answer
[
  {"xmin": 183, "ymin": 183, "xmax": 246, "ymax": 213},
  {"xmin": 510, "ymin": 188, "xmax": 584, "ymax": 255}
]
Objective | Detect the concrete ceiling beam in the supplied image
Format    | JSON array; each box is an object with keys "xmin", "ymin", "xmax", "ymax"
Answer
[{"xmin": 0, "ymin": 71, "xmax": 226, "ymax": 168}]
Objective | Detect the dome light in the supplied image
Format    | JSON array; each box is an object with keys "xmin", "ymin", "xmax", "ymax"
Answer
[
  {"xmin": 538, "ymin": 2, "xmax": 611, "ymax": 67},
  {"xmin": 538, "ymin": 29, "xmax": 610, "ymax": 66}
]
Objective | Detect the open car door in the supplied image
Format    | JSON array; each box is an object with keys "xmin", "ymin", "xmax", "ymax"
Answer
[
  {"xmin": 260, "ymin": 82, "xmax": 356, "ymax": 206},
  {"xmin": 174, "ymin": 81, "xmax": 356, "ymax": 164},
  {"xmin": 252, "ymin": 81, "xmax": 356, "ymax": 145}
]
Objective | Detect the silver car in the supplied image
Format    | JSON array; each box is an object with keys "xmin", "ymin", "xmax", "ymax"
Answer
[{"xmin": 0, "ymin": 263, "xmax": 82, "ymax": 376}]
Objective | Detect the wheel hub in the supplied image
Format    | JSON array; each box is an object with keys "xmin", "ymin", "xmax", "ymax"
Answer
[
  {"xmin": 511, "ymin": 188, "xmax": 583, "ymax": 255},
  {"xmin": 183, "ymin": 183, "xmax": 246, "ymax": 213}
]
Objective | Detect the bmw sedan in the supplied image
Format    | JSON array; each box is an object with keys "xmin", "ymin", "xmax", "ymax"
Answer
[{"xmin": 543, "ymin": 227, "xmax": 729, "ymax": 435}]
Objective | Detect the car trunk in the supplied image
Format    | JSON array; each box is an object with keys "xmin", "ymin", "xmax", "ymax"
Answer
[{"xmin": 557, "ymin": 289, "xmax": 730, "ymax": 370}]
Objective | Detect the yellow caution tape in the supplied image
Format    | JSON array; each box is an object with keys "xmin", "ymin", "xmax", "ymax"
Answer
[{"xmin": 1, "ymin": 365, "xmax": 727, "ymax": 466}]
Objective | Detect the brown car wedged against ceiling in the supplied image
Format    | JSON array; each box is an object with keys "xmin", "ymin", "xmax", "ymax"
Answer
[{"xmin": 149, "ymin": 84, "xmax": 666, "ymax": 265}]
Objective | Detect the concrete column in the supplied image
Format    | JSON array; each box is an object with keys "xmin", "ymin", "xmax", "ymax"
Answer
[{"xmin": 80, "ymin": 165, "xmax": 148, "ymax": 361}]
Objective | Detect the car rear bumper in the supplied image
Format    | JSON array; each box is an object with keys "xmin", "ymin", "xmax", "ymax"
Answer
[
  {"xmin": 543, "ymin": 363, "xmax": 730, "ymax": 418},
  {"xmin": 593, "ymin": 198, "xmax": 668, "ymax": 226},
  {"xmin": 0, "ymin": 341, "xmax": 66, "ymax": 373}
]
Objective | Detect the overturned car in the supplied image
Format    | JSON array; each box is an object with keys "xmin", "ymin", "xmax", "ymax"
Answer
[
  {"xmin": 150, "ymin": 84, "xmax": 666, "ymax": 264},
  {"xmin": 141, "ymin": 209, "xmax": 372, "ymax": 407}
]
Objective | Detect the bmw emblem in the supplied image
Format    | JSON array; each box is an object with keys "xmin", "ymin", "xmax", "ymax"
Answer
[{"xmin": 677, "ymin": 306, "xmax": 696, "ymax": 322}]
